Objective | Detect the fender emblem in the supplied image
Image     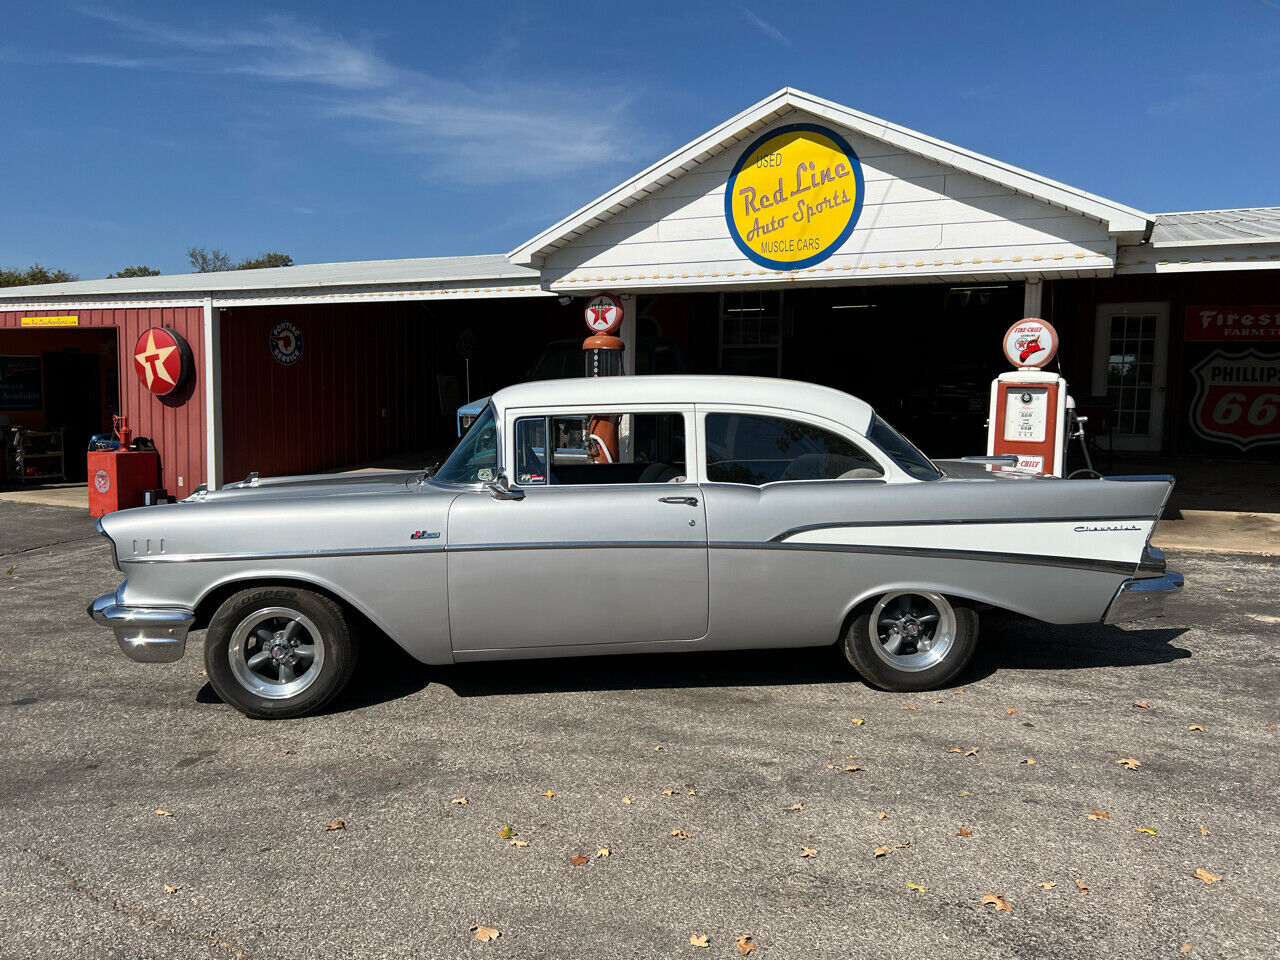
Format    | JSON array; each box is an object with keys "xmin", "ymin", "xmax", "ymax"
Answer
[
  {"xmin": 1074, "ymin": 524, "xmax": 1141, "ymax": 533},
  {"xmin": 410, "ymin": 530, "xmax": 441, "ymax": 540}
]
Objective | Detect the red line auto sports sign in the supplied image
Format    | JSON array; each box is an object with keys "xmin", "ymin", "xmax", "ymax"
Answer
[{"xmin": 1189, "ymin": 348, "xmax": 1280, "ymax": 450}]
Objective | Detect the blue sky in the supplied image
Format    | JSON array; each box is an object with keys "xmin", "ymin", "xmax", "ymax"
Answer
[{"xmin": 2, "ymin": 1, "xmax": 1278, "ymax": 279}]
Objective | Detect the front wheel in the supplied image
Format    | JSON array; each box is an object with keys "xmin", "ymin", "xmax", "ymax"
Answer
[
  {"xmin": 842, "ymin": 591, "xmax": 977, "ymax": 692},
  {"xmin": 204, "ymin": 586, "xmax": 359, "ymax": 719}
]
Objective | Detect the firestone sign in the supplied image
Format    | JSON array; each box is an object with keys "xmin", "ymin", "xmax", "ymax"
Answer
[
  {"xmin": 725, "ymin": 123, "xmax": 864, "ymax": 270},
  {"xmin": 1189, "ymin": 349, "xmax": 1280, "ymax": 450},
  {"xmin": 1185, "ymin": 305, "xmax": 1280, "ymax": 341}
]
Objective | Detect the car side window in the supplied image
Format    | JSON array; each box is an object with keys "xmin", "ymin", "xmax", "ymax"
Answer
[
  {"xmin": 704, "ymin": 413, "xmax": 883, "ymax": 486},
  {"xmin": 514, "ymin": 412, "xmax": 688, "ymax": 485}
]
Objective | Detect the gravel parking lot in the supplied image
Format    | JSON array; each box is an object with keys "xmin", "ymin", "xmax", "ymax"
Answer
[{"xmin": 1, "ymin": 501, "xmax": 1277, "ymax": 960}]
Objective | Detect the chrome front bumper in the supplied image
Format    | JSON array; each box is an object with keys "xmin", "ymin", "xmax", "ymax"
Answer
[
  {"xmin": 88, "ymin": 584, "xmax": 195, "ymax": 663},
  {"xmin": 1103, "ymin": 571, "xmax": 1185, "ymax": 624}
]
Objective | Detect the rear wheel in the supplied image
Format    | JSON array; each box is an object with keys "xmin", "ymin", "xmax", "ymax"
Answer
[
  {"xmin": 842, "ymin": 591, "xmax": 977, "ymax": 692},
  {"xmin": 204, "ymin": 586, "xmax": 358, "ymax": 719}
]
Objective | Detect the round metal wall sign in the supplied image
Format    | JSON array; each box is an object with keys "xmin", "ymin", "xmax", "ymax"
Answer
[
  {"xmin": 724, "ymin": 122, "xmax": 865, "ymax": 271},
  {"xmin": 585, "ymin": 294, "xmax": 623, "ymax": 335},
  {"xmin": 132, "ymin": 326, "xmax": 192, "ymax": 396},
  {"xmin": 1003, "ymin": 318, "xmax": 1059, "ymax": 368},
  {"xmin": 270, "ymin": 321, "xmax": 304, "ymax": 365}
]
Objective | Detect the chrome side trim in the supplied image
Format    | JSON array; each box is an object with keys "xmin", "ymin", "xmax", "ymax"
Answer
[
  {"xmin": 1105, "ymin": 474, "xmax": 1176, "ymax": 485},
  {"xmin": 96, "ymin": 517, "xmax": 121, "ymax": 571},
  {"xmin": 122, "ymin": 544, "xmax": 448, "ymax": 564},
  {"xmin": 769, "ymin": 515, "xmax": 1153, "ymax": 542},
  {"xmin": 713, "ymin": 540, "xmax": 1139, "ymax": 577},
  {"xmin": 1103, "ymin": 571, "xmax": 1184, "ymax": 623},
  {"xmin": 448, "ymin": 540, "xmax": 705, "ymax": 553}
]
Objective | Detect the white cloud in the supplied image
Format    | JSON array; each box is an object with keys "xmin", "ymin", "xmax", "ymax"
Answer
[
  {"xmin": 57, "ymin": 6, "xmax": 646, "ymax": 183},
  {"xmin": 743, "ymin": 9, "xmax": 793, "ymax": 48}
]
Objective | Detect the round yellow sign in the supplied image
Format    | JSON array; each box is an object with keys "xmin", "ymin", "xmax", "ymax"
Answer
[{"xmin": 724, "ymin": 123, "xmax": 864, "ymax": 270}]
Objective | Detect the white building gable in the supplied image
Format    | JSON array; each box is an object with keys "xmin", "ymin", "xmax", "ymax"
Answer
[{"xmin": 512, "ymin": 89, "xmax": 1153, "ymax": 293}]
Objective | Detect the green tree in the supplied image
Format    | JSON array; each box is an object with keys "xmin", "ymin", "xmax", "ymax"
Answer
[
  {"xmin": 107, "ymin": 265, "xmax": 161, "ymax": 278},
  {"xmin": 0, "ymin": 264, "xmax": 79, "ymax": 287},
  {"xmin": 187, "ymin": 246, "xmax": 232, "ymax": 272},
  {"xmin": 235, "ymin": 252, "xmax": 293, "ymax": 270}
]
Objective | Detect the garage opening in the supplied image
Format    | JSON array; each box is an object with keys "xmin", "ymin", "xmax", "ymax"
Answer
[{"xmin": 1, "ymin": 327, "xmax": 118, "ymax": 484}]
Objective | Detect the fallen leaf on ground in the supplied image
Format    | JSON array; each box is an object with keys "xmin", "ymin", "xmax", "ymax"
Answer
[
  {"xmin": 1194, "ymin": 868, "xmax": 1221, "ymax": 884},
  {"xmin": 4, "ymin": 566, "xmax": 14, "ymax": 575},
  {"xmin": 670, "ymin": 829, "xmax": 690, "ymax": 839},
  {"xmin": 508, "ymin": 839, "xmax": 528, "ymax": 847},
  {"xmin": 1188, "ymin": 725, "xmax": 1204, "ymax": 732},
  {"xmin": 895, "ymin": 842, "xmax": 911, "ymax": 849},
  {"xmin": 1268, "ymin": 722, "xmax": 1276, "ymax": 730},
  {"xmin": 1088, "ymin": 809, "xmax": 1111, "ymax": 820},
  {"xmin": 541, "ymin": 790, "xmax": 556, "ymax": 798},
  {"xmin": 1199, "ymin": 825, "xmax": 1210, "ymax": 836},
  {"xmin": 653, "ymin": 745, "xmax": 664, "ymax": 752},
  {"xmin": 932, "ymin": 699, "xmax": 944, "ymax": 704},
  {"xmin": 325, "ymin": 819, "xmax": 346, "ymax": 831},
  {"xmin": 154, "ymin": 809, "xmax": 173, "ymax": 817},
  {"xmin": 1021, "ymin": 758, "xmax": 1036, "ymax": 765},
  {"xmin": 1006, "ymin": 707, "xmax": 1017, "ymax": 715},
  {"xmin": 596, "ymin": 848, "xmax": 610, "ymax": 858},
  {"xmin": 1224, "ymin": 587, "xmax": 1235, "ymax": 592},
  {"xmin": 1036, "ymin": 881, "xmax": 1056, "ymax": 890},
  {"xmin": 736, "ymin": 935, "xmax": 757, "ymax": 955},
  {"xmin": 620, "ymin": 796, "xmax": 632, "ymax": 805},
  {"xmin": 947, "ymin": 748, "xmax": 963, "ymax": 754},
  {"xmin": 1074, "ymin": 879, "xmax": 1089, "ymax": 895},
  {"xmin": 955, "ymin": 689, "xmax": 966, "ymax": 695},
  {"xmin": 688, "ymin": 788, "xmax": 696, "ymax": 796},
  {"xmin": 800, "ymin": 846, "xmax": 817, "ymax": 858},
  {"xmin": 903, "ymin": 705, "xmax": 918, "ymax": 711},
  {"xmin": 1136, "ymin": 827, "xmax": 1158, "ymax": 835},
  {"xmin": 662, "ymin": 789, "xmax": 675, "ymax": 796},
  {"xmin": 498, "ymin": 825, "xmax": 516, "ymax": 840},
  {"xmin": 851, "ymin": 717, "xmax": 865, "ymax": 726},
  {"xmin": 789, "ymin": 802, "xmax": 805, "ymax": 811},
  {"xmin": 826, "ymin": 764, "xmax": 836, "ymax": 770},
  {"xmin": 956, "ymin": 827, "xmax": 973, "ymax": 837},
  {"xmin": 451, "ymin": 797, "xmax": 468, "ymax": 805},
  {"xmin": 965, "ymin": 747, "xmax": 979, "ymax": 757},
  {"xmin": 981, "ymin": 893, "xmax": 1012, "ymax": 912},
  {"xmin": 470, "ymin": 925, "xmax": 500, "ymax": 942},
  {"xmin": 1117, "ymin": 757, "xmax": 1141, "ymax": 770},
  {"xmin": 957, "ymin": 791, "xmax": 970, "ymax": 797},
  {"xmin": 163, "ymin": 884, "xmax": 179, "ymax": 894},
  {"xmin": 877, "ymin": 812, "xmax": 887, "ymax": 820},
  {"xmin": 1181, "ymin": 944, "xmax": 1192, "ymax": 954},
  {"xmin": 1133, "ymin": 701, "xmax": 1150, "ymax": 709},
  {"xmin": 569, "ymin": 855, "xmax": 588, "ymax": 866},
  {"xmin": 906, "ymin": 882, "xmax": 927, "ymax": 893},
  {"xmin": 690, "ymin": 934, "xmax": 709, "ymax": 948},
  {"xmin": 282, "ymin": 748, "xmax": 295, "ymax": 755},
  {"xmin": 844, "ymin": 765, "xmax": 862, "ymax": 773},
  {"xmin": 873, "ymin": 846, "xmax": 892, "ymax": 858}
]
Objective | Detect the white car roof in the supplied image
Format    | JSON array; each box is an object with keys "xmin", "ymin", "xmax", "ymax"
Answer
[{"xmin": 491, "ymin": 375, "xmax": 876, "ymax": 434}]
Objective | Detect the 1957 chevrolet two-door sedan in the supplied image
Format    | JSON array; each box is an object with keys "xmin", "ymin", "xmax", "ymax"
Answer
[{"xmin": 89, "ymin": 376, "xmax": 1183, "ymax": 718}]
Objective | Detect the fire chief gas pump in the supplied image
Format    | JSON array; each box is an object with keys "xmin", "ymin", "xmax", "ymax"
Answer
[{"xmin": 986, "ymin": 318, "xmax": 1069, "ymax": 476}]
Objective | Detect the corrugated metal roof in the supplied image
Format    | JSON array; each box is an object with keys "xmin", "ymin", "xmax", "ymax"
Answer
[
  {"xmin": 0, "ymin": 253, "xmax": 538, "ymax": 300},
  {"xmin": 1150, "ymin": 207, "xmax": 1280, "ymax": 246}
]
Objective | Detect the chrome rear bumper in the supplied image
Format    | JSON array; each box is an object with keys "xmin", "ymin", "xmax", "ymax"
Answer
[
  {"xmin": 88, "ymin": 584, "xmax": 194, "ymax": 663},
  {"xmin": 1103, "ymin": 571, "xmax": 1184, "ymax": 624}
]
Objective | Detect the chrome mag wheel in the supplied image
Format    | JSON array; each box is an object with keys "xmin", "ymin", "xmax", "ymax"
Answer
[
  {"xmin": 870, "ymin": 591, "xmax": 956, "ymax": 672},
  {"xmin": 227, "ymin": 607, "xmax": 325, "ymax": 700}
]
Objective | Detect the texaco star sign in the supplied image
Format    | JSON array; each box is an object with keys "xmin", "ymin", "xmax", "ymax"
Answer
[{"xmin": 133, "ymin": 327, "xmax": 188, "ymax": 397}]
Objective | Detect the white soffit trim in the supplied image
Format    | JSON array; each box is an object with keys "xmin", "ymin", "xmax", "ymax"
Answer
[{"xmin": 509, "ymin": 87, "xmax": 1154, "ymax": 266}]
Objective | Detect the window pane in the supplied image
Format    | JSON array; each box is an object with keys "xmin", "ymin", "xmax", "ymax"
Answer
[
  {"xmin": 514, "ymin": 417, "xmax": 548, "ymax": 485},
  {"xmin": 705, "ymin": 413, "xmax": 885, "ymax": 485},
  {"xmin": 549, "ymin": 412, "xmax": 687, "ymax": 485},
  {"xmin": 435, "ymin": 405, "xmax": 498, "ymax": 484}
]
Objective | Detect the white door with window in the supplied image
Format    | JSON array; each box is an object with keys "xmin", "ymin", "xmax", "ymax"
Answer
[{"xmin": 1092, "ymin": 303, "xmax": 1170, "ymax": 452}]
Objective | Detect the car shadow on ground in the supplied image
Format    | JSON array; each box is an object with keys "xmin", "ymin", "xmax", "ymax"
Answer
[{"xmin": 193, "ymin": 619, "xmax": 1193, "ymax": 712}]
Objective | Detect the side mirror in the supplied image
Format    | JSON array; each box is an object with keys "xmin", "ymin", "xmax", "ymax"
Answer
[{"xmin": 484, "ymin": 475, "xmax": 525, "ymax": 501}]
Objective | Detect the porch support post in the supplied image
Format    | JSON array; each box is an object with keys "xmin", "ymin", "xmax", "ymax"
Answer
[
  {"xmin": 619, "ymin": 292, "xmax": 637, "ymax": 375},
  {"xmin": 1023, "ymin": 278, "xmax": 1044, "ymax": 317},
  {"xmin": 202, "ymin": 296, "xmax": 223, "ymax": 490}
]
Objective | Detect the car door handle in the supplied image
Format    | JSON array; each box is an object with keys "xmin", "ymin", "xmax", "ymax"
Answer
[{"xmin": 658, "ymin": 496, "xmax": 699, "ymax": 506}]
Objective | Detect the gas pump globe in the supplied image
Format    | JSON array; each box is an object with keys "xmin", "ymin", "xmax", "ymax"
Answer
[{"xmin": 581, "ymin": 293, "xmax": 626, "ymax": 378}]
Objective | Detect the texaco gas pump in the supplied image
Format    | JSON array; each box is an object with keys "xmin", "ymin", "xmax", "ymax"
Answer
[
  {"xmin": 582, "ymin": 293, "xmax": 625, "ymax": 462},
  {"xmin": 986, "ymin": 318, "xmax": 1070, "ymax": 476}
]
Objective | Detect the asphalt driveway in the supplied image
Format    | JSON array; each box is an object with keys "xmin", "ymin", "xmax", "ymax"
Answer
[{"xmin": 0, "ymin": 500, "xmax": 1276, "ymax": 960}]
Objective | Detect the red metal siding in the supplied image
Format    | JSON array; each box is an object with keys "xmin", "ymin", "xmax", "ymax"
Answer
[
  {"xmin": 219, "ymin": 303, "xmax": 443, "ymax": 481},
  {"xmin": 0, "ymin": 306, "xmax": 206, "ymax": 497}
]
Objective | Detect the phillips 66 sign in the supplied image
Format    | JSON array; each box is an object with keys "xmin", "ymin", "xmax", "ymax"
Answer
[{"xmin": 1189, "ymin": 349, "xmax": 1280, "ymax": 450}]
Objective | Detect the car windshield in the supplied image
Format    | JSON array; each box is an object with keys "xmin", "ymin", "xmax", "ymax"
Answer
[
  {"xmin": 868, "ymin": 414, "xmax": 941, "ymax": 481},
  {"xmin": 435, "ymin": 404, "xmax": 499, "ymax": 484}
]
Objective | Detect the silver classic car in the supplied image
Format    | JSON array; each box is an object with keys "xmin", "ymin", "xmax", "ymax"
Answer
[{"xmin": 89, "ymin": 375, "xmax": 1183, "ymax": 718}]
